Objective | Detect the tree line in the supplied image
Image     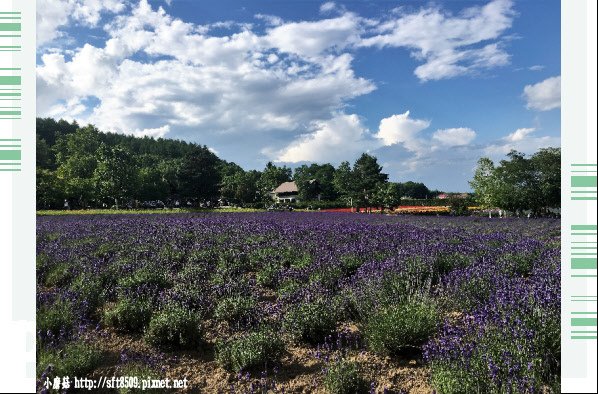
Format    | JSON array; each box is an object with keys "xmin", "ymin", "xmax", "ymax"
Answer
[
  {"xmin": 36, "ymin": 118, "xmax": 440, "ymax": 210},
  {"xmin": 469, "ymin": 148, "xmax": 561, "ymax": 215}
]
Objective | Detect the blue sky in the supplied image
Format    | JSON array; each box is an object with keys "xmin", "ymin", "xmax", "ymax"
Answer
[{"xmin": 36, "ymin": 0, "xmax": 560, "ymax": 191}]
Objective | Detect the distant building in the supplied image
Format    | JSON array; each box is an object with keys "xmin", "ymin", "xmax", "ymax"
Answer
[
  {"xmin": 437, "ymin": 193, "xmax": 449, "ymax": 199},
  {"xmin": 271, "ymin": 181, "xmax": 300, "ymax": 203}
]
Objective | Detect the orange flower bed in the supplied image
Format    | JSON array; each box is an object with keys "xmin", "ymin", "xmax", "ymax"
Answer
[{"xmin": 392, "ymin": 206, "xmax": 450, "ymax": 214}]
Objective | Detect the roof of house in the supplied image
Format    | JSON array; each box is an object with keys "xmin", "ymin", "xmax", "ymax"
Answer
[{"xmin": 273, "ymin": 181, "xmax": 299, "ymax": 194}]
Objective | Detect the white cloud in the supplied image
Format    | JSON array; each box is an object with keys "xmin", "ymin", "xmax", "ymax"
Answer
[
  {"xmin": 275, "ymin": 113, "xmax": 371, "ymax": 163},
  {"xmin": 131, "ymin": 125, "xmax": 170, "ymax": 138},
  {"xmin": 36, "ymin": 0, "xmax": 126, "ymax": 47},
  {"xmin": 528, "ymin": 65, "xmax": 544, "ymax": 71},
  {"xmin": 265, "ymin": 13, "xmax": 362, "ymax": 57},
  {"xmin": 320, "ymin": 2, "xmax": 337, "ymax": 14},
  {"xmin": 374, "ymin": 111, "xmax": 430, "ymax": 151},
  {"xmin": 504, "ymin": 127, "xmax": 535, "ymax": 142},
  {"xmin": 37, "ymin": 0, "xmax": 375, "ymax": 139},
  {"xmin": 523, "ymin": 76, "xmax": 561, "ymax": 111},
  {"xmin": 432, "ymin": 127, "xmax": 476, "ymax": 146},
  {"xmin": 485, "ymin": 127, "xmax": 559, "ymax": 157},
  {"xmin": 360, "ymin": 0, "xmax": 514, "ymax": 81}
]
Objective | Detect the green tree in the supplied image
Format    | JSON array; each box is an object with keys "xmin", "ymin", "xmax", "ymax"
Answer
[
  {"xmin": 530, "ymin": 148, "xmax": 561, "ymax": 211},
  {"xmin": 294, "ymin": 163, "xmax": 337, "ymax": 201},
  {"xmin": 352, "ymin": 153, "xmax": 388, "ymax": 208},
  {"xmin": 178, "ymin": 146, "xmax": 222, "ymax": 203},
  {"xmin": 374, "ymin": 182, "xmax": 402, "ymax": 211},
  {"xmin": 36, "ymin": 168, "xmax": 64, "ymax": 209},
  {"xmin": 333, "ymin": 161, "xmax": 355, "ymax": 205},
  {"xmin": 469, "ymin": 157, "xmax": 497, "ymax": 209},
  {"xmin": 93, "ymin": 144, "xmax": 139, "ymax": 208},
  {"xmin": 400, "ymin": 181, "xmax": 431, "ymax": 199},
  {"xmin": 221, "ymin": 170, "xmax": 261, "ymax": 205},
  {"xmin": 469, "ymin": 148, "xmax": 561, "ymax": 215},
  {"xmin": 54, "ymin": 126, "xmax": 101, "ymax": 207}
]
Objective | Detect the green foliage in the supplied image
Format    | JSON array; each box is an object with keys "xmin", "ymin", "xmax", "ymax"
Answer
[
  {"xmin": 93, "ymin": 144, "xmax": 139, "ymax": 207},
  {"xmin": 69, "ymin": 275, "xmax": 106, "ymax": 316},
  {"xmin": 256, "ymin": 262, "xmax": 281, "ymax": 288},
  {"xmin": 432, "ymin": 252, "xmax": 473, "ymax": 282},
  {"xmin": 502, "ymin": 251, "xmax": 540, "ymax": 278},
  {"xmin": 346, "ymin": 258, "xmax": 433, "ymax": 321},
  {"xmin": 294, "ymin": 163, "xmax": 338, "ymax": 200},
  {"xmin": 43, "ymin": 261, "xmax": 74, "ymax": 287},
  {"xmin": 256, "ymin": 162, "xmax": 292, "ymax": 202},
  {"xmin": 470, "ymin": 148, "xmax": 561, "ymax": 213},
  {"xmin": 399, "ymin": 181, "xmax": 431, "ymax": 200},
  {"xmin": 144, "ymin": 304, "xmax": 202, "ymax": 349},
  {"xmin": 37, "ymin": 299, "xmax": 77, "ymax": 342},
  {"xmin": 364, "ymin": 300, "xmax": 439, "ymax": 355},
  {"xmin": 103, "ymin": 296, "xmax": 153, "ymax": 332},
  {"xmin": 323, "ymin": 360, "xmax": 369, "ymax": 394},
  {"xmin": 215, "ymin": 329, "xmax": 284, "ymax": 372},
  {"xmin": 352, "ymin": 153, "xmax": 389, "ymax": 206},
  {"xmin": 214, "ymin": 295, "xmax": 256, "ymax": 327},
  {"xmin": 118, "ymin": 266, "xmax": 170, "ymax": 292},
  {"xmin": 429, "ymin": 326, "xmax": 547, "ymax": 394},
  {"xmin": 339, "ymin": 254, "xmax": 364, "ymax": 276},
  {"xmin": 178, "ymin": 146, "xmax": 222, "ymax": 202},
  {"xmin": 37, "ymin": 340, "xmax": 102, "ymax": 378},
  {"xmin": 283, "ymin": 299, "xmax": 338, "ymax": 344}
]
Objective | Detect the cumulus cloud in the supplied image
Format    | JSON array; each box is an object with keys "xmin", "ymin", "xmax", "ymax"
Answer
[
  {"xmin": 275, "ymin": 114, "xmax": 371, "ymax": 163},
  {"xmin": 504, "ymin": 127, "xmax": 535, "ymax": 142},
  {"xmin": 432, "ymin": 128, "xmax": 477, "ymax": 146},
  {"xmin": 264, "ymin": 13, "xmax": 362, "ymax": 57},
  {"xmin": 276, "ymin": 110, "xmax": 480, "ymax": 167},
  {"xmin": 36, "ymin": 0, "xmax": 126, "ymax": 46},
  {"xmin": 360, "ymin": 0, "xmax": 514, "ymax": 81},
  {"xmin": 484, "ymin": 127, "xmax": 559, "ymax": 157},
  {"xmin": 37, "ymin": 0, "xmax": 375, "ymax": 138},
  {"xmin": 374, "ymin": 111, "xmax": 430, "ymax": 152},
  {"xmin": 523, "ymin": 76, "xmax": 561, "ymax": 111}
]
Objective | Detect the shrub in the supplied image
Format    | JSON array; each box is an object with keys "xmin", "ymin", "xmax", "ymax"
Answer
[
  {"xmin": 276, "ymin": 279, "xmax": 302, "ymax": 298},
  {"xmin": 323, "ymin": 360, "xmax": 369, "ymax": 394},
  {"xmin": 256, "ymin": 262, "xmax": 281, "ymax": 288},
  {"xmin": 44, "ymin": 261, "xmax": 74, "ymax": 287},
  {"xmin": 432, "ymin": 252, "xmax": 472, "ymax": 281},
  {"xmin": 214, "ymin": 295, "xmax": 256, "ymax": 327},
  {"xmin": 283, "ymin": 299, "xmax": 338, "ymax": 344},
  {"xmin": 339, "ymin": 254, "xmax": 364, "ymax": 276},
  {"xmin": 503, "ymin": 251, "xmax": 540, "ymax": 278},
  {"xmin": 364, "ymin": 300, "xmax": 439, "ymax": 355},
  {"xmin": 37, "ymin": 299, "xmax": 77, "ymax": 343},
  {"xmin": 69, "ymin": 275, "xmax": 106, "ymax": 316},
  {"xmin": 118, "ymin": 266, "xmax": 170, "ymax": 292},
  {"xmin": 37, "ymin": 340, "xmax": 102, "ymax": 378},
  {"xmin": 215, "ymin": 329, "xmax": 284, "ymax": 372},
  {"xmin": 103, "ymin": 296, "xmax": 153, "ymax": 332},
  {"xmin": 309, "ymin": 266, "xmax": 343, "ymax": 288},
  {"xmin": 144, "ymin": 304, "xmax": 201, "ymax": 349}
]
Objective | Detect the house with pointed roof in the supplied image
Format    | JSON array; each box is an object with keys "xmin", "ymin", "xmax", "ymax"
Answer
[{"xmin": 270, "ymin": 181, "xmax": 299, "ymax": 203}]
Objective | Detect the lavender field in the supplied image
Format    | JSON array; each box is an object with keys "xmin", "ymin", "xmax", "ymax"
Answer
[{"xmin": 36, "ymin": 213, "xmax": 561, "ymax": 393}]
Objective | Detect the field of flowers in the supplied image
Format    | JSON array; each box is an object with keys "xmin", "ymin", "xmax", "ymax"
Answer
[{"xmin": 36, "ymin": 213, "xmax": 561, "ymax": 393}]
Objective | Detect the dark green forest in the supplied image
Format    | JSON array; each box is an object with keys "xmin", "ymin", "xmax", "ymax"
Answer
[{"xmin": 36, "ymin": 118, "xmax": 439, "ymax": 210}]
